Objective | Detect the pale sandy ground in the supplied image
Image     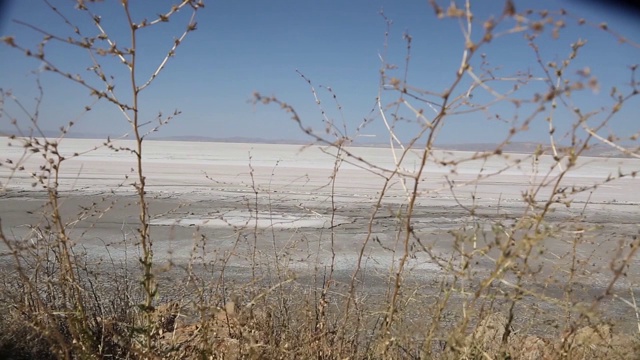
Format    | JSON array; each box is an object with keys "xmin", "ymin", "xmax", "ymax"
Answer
[{"xmin": 1, "ymin": 137, "xmax": 640, "ymax": 334}]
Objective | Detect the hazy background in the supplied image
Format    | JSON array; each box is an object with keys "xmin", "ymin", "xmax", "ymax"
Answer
[{"xmin": 0, "ymin": 0, "xmax": 639, "ymax": 145}]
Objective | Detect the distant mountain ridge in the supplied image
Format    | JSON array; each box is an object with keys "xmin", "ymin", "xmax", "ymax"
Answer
[{"xmin": 1, "ymin": 130, "xmax": 635, "ymax": 158}]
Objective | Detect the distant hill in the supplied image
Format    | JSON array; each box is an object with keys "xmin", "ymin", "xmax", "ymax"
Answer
[
  {"xmin": 1, "ymin": 130, "xmax": 636, "ymax": 158},
  {"xmin": 0, "ymin": 129, "xmax": 117, "ymax": 140}
]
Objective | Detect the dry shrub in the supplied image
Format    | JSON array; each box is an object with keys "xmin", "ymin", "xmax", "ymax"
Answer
[
  {"xmin": 0, "ymin": 306, "xmax": 56, "ymax": 360},
  {"xmin": 1, "ymin": 0, "xmax": 640, "ymax": 359},
  {"xmin": 442, "ymin": 312, "xmax": 640, "ymax": 359}
]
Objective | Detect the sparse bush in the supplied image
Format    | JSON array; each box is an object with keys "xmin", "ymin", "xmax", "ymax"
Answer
[{"xmin": 1, "ymin": 0, "xmax": 640, "ymax": 359}]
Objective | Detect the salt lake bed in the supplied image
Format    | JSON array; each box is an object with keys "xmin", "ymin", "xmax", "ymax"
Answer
[{"xmin": 1, "ymin": 137, "xmax": 640, "ymax": 333}]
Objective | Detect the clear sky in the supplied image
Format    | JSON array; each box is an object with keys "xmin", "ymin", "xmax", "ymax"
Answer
[{"xmin": 0, "ymin": 0, "xmax": 639, "ymax": 145}]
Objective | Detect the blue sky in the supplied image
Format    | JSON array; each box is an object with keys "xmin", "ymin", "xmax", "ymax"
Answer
[{"xmin": 0, "ymin": 0, "xmax": 638, "ymax": 145}]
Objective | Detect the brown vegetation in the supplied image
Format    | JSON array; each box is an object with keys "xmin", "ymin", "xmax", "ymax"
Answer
[{"xmin": 1, "ymin": 0, "xmax": 640, "ymax": 359}]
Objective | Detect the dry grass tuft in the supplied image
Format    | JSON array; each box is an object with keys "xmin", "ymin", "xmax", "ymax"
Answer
[{"xmin": 1, "ymin": 0, "xmax": 640, "ymax": 359}]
